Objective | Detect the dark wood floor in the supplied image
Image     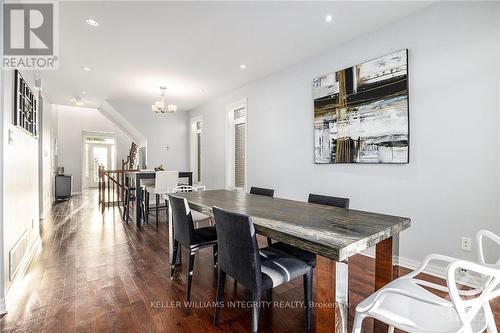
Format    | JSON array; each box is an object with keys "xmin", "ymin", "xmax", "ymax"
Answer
[{"xmin": 0, "ymin": 190, "xmax": 498, "ymax": 332}]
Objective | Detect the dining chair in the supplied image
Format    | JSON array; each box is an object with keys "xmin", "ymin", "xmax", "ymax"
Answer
[
  {"xmin": 144, "ymin": 170, "xmax": 178, "ymax": 226},
  {"xmin": 269, "ymin": 193, "xmax": 350, "ymax": 268},
  {"xmin": 212, "ymin": 206, "xmax": 313, "ymax": 333},
  {"xmin": 353, "ymin": 229, "xmax": 500, "ymax": 333},
  {"xmin": 250, "ymin": 186, "xmax": 275, "ymax": 197},
  {"xmin": 249, "ymin": 186, "xmax": 275, "ymax": 246},
  {"xmin": 168, "ymin": 194, "xmax": 218, "ymax": 301}
]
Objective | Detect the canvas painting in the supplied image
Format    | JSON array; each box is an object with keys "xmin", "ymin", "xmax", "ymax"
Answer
[{"xmin": 313, "ymin": 49, "xmax": 409, "ymax": 164}]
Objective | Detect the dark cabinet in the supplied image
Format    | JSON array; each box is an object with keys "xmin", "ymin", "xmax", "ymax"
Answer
[{"xmin": 55, "ymin": 175, "xmax": 72, "ymax": 200}]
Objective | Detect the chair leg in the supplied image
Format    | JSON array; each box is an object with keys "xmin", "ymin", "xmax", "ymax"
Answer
[
  {"xmin": 484, "ymin": 304, "xmax": 497, "ymax": 333},
  {"xmin": 388, "ymin": 326, "xmax": 395, "ymax": 333},
  {"xmin": 213, "ymin": 244, "xmax": 218, "ymax": 267},
  {"xmin": 266, "ymin": 237, "xmax": 272, "ymax": 246},
  {"xmin": 155, "ymin": 194, "xmax": 159, "ymax": 227},
  {"xmin": 234, "ymin": 279, "xmax": 237, "ymax": 289},
  {"xmin": 186, "ymin": 251, "xmax": 196, "ymax": 301},
  {"xmin": 352, "ymin": 313, "xmax": 365, "ymax": 333},
  {"xmin": 213, "ymin": 269, "xmax": 226, "ymax": 326},
  {"xmin": 170, "ymin": 240, "xmax": 179, "ymax": 279},
  {"xmin": 251, "ymin": 288, "xmax": 262, "ymax": 333},
  {"xmin": 145, "ymin": 190, "xmax": 150, "ymax": 222},
  {"xmin": 123, "ymin": 189, "xmax": 129, "ymax": 222},
  {"xmin": 304, "ymin": 269, "xmax": 313, "ymax": 331}
]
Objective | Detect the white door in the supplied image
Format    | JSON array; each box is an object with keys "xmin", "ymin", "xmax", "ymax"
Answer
[{"xmin": 89, "ymin": 143, "xmax": 112, "ymax": 188}]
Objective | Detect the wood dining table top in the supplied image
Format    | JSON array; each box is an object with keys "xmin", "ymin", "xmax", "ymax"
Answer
[{"xmin": 173, "ymin": 189, "xmax": 411, "ymax": 261}]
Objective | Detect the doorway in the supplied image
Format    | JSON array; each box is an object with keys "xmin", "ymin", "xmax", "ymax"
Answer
[
  {"xmin": 82, "ymin": 133, "xmax": 116, "ymax": 189},
  {"xmin": 190, "ymin": 116, "xmax": 203, "ymax": 184}
]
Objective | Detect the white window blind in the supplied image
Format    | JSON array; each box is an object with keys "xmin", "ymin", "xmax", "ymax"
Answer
[
  {"xmin": 234, "ymin": 122, "xmax": 245, "ymax": 188},
  {"xmin": 226, "ymin": 101, "xmax": 247, "ymax": 189}
]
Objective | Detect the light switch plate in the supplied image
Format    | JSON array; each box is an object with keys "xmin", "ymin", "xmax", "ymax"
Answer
[{"xmin": 8, "ymin": 129, "xmax": 13, "ymax": 145}]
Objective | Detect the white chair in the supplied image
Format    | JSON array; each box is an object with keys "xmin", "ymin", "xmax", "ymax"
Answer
[
  {"xmin": 144, "ymin": 170, "xmax": 178, "ymax": 226},
  {"xmin": 164, "ymin": 185, "xmax": 212, "ymax": 227},
  {"xmin": 353, "ymin": 230, "xmax": 500, "ymax": 333}
]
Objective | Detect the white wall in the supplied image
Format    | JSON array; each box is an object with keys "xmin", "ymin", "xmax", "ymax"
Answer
[
  {"xmin": 109, "ymin": 100, "xmax": 189, "ymax": 171},
  {"xmin": 54, "ymin": 105, "xmax": 133, "ymax": 193},
  {"xmin": 2, "ymin": 70, "xmax": 43, "ymax": 296},
  {"xmin": 190, "ymin": 2, "xmax": 500, "ymax": 265}
]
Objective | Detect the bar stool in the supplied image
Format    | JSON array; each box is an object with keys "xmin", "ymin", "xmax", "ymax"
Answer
[{"xmin": 144, "ymin": 170, "xmax": 178, "ymax": 226}]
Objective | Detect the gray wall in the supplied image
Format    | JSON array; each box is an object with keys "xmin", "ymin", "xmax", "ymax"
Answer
[
  {"xmin": 109, "ymin": 100, "xmax": 190, "ymax": 172},
  {"xmin": 54, "ymin": 105, "xmax": 133, "ymax": 193},
  {"xmin": 189, "ymin": 2, "xmax": 500, "ymax": 265}
]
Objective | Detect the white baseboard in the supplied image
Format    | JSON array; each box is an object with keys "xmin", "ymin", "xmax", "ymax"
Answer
[
  {"xmin": 0, "ymin": 297, "xmax": 6, "ymax": 315},
  {"xmin": 5, "ymin": 237, "xmax": 42, "ymax": 311},
  {"xmin": 71, "ymin": 191, "xmax": 82, "ymax": 196}
]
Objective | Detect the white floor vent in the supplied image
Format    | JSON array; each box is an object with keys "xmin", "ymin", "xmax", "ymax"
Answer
[{"xmin": 9, "ymin": 231, "xmax": 29, "ymax": 281}]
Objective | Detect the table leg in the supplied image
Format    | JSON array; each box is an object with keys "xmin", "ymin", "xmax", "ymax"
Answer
[
  {"xmin": 374, "ymin": 235, "xmax": 399, "ymax": 333},
  {"xmin": 135, "ymin": 174, "xmax": 141, "ymax": 227},
  {"xmin": 315, "ymin": 256, "xmax": 348, "ymax": 333}
]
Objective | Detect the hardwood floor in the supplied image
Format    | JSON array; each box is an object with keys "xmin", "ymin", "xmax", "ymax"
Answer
[{"xmin": 0, "ymin": 190, "xmax": 498, "ymax": 332}]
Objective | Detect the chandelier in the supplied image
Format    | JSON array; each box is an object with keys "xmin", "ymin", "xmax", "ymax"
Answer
[{"xmin": 151, "ymin": 86, "xmax": 177, "ymax": 114}]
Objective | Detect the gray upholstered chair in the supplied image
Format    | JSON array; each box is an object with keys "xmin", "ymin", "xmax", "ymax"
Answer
[
  {"xmin": 168, "ymin": 194, "xmax": 218, "ymax": 301},
  {"xmin": 249, "ymin": 186, "xmax": 275, "ymax": 246},
  {"xmin": 212, "ymin": 206, "xmax": 313, "ymax": 333}
]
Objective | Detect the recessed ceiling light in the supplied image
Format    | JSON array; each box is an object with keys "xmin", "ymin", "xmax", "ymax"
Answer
[
  {"xmin": 325, "ymin": 15, "xmax": 333, "ymax": 23},
  {"xmin": 80, "ymin": 90, "xmax": 88, "ymax": 94},
  {"xmin": 81, "ymin": 67, "xmax": 91, "ymax": 71},
  {"xmin": 239, "ymin": 64, "xmax": 247, "ymax": 70},
  {"xmin": 86, "ymin": 18, "xmax": 99, "ymax": 27},
  {"xmin": 71, "ymin": 97, "xmax": 87, "ymax": 106}
]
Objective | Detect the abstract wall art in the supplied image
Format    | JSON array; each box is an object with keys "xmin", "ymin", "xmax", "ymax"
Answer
[
  {"xmin": 313, "ymin": 49, "xmax": 409, "ymax": 164},
  {"xmin": 14, "ymin": 70, "xmax": 38, "ymax": 137}
]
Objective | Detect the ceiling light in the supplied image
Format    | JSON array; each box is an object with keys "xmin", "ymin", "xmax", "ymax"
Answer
[
  {"xmin": 80, "ymin": 91, "xmax": 88, "ymax": 94},
  {"xmin": 86, "ymin": 18, "xmax": 99, "ymax": 27},
  {"xmin": 325, "ymin": 15, "xmax": 333, "ymax": 23},
  {"xmin": 152, "ymin": 86, "xmax": 177, "ymax": 114},
  {"xmin": 239, "ymin": 64, "xmax": 247, "ymax": 70},
  {"xmin": 71, "ymin": 97, "xmax": 87, "ymax": 106},
  {"xmin": 81, "ymin": 67, "xmax": 91, "ymax": 71}
]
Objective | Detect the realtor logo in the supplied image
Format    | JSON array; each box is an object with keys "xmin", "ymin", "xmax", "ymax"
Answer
[{"xmin": 3, "ymin": 2, "xmax": 59, "ymax": 69}]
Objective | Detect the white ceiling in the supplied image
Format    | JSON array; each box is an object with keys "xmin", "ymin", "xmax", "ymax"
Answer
[{"xmin": 39, "ymin": 1, "xmax": 432, "ymax": 111}]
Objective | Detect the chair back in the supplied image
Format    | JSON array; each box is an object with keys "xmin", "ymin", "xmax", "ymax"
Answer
[
  {"xmin": 308, "ymin": 193, "xmax": 349, "ymax": 209},
  {"xmin": 168, "ymin": 194, "xmax": 195, "ymax": 246},
  {"xmin": 156, "ymin": 170, "xmax": 178, "ymax": 193},
  {"xmin": 213, "ymin": 206, "xmax": 262, "ymax": 288},
  {"xmin": 477, "ymin": 230, "xmax": 500, "ymax": 266},
  {"xmin": 250, "ymin": 186, "xmax": 274, "ymax": 197},
  {"xmin": 447, "ymin": 260, "xmax": 500, "ymax": 331}
]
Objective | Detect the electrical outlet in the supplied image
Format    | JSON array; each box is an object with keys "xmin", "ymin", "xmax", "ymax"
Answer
[{"xmin": 461, "ymin": 237, "xmax": 472, "ymax": 251}]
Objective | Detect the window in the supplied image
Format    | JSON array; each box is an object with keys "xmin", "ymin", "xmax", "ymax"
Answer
[
  {"xmin": 190, "ymin": 116, "xmax": 203, "ymax": 184},
  {"xmin": 226, "ymin": 99, "xmax": 247, "ymax": 189}
]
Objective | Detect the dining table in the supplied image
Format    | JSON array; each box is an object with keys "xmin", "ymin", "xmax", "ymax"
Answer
[
  {"xmin": 124, "ymin": 170, "xmax": 193, "ymax": 227},
  {"xmin": 173, "ymin": 189, "xmax": 411, "ymax": 333}
]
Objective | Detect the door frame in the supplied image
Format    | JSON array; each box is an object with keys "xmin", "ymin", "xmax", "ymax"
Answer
[
  {"xmin": 81, "ymin": 131, "xmax": 116, "ymax": 190},
  {"xmin": 190, "ymin": 115, "xmax": 203, "ymax": 185}
]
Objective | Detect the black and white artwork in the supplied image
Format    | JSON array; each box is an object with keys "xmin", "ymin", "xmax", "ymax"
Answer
[
  {"xmin": 313, "ymin": 50, "xmax": 409, "ymax": 164},
  {"xmin": 14, "ymin": 70, "xmax": 38, "ymax": 137}
]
